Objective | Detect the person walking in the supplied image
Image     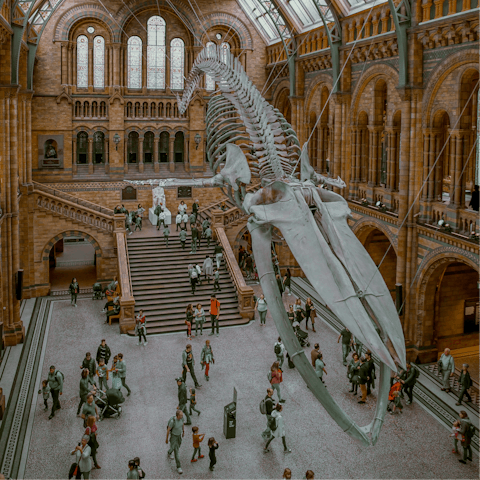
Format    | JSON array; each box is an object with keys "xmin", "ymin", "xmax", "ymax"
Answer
[
  {"xmin": 202, "ymin": 219, "xmax": 210, "ymax": 238},
  {"xmin": 305, "ymin": 297, "xmax": 316, "ymax": 332},
  {"xmin": 69, "ymin": 277, "xmax": 79, "ymax": 307},
  {"xmin": 347, "ymin": 353, "xmax": 360, "ymax": 394},
  {"xmin": 156, "ymin": 209, "xmax": 166, "ymax": 231},
  {"xmin": 264, "ymin": 404, "xmax": 291, "ymax": 454},
  {"xmin": 80, "ymin": 352, "xmax": 97, "ymax": 387},
  {"xmin": 315, "ymin": 352, "xmax": 327, "ymax": 384},
  {"xmin": 203, "ymin": 255, "xmax": 213, "ymax": 283},
  {"xmin": 127, "ymin": 460, "xmax": 139, "ymax": 479},
  {"xmin": 109, "ymin": 355, "xmax": 122, "ymax": 390},
  {"xmin": 133, "ymin": 458, "xmax": 145, "ymax": 479},
  {"xmin": 182, "ymin": 344, "xmax": 201, "ymax": 388},
  {"xmin": 399, "ymin": 362, "xmax": 418, "ymax": 405},
  {"xmin": 96, "ymin": 339, "xmax": 111, "ymax": 366},
  {"xmin": 209, "ymin": 294, "xmax": 221, "ymax": 336},
  {"xmin": 81, "ymin": 394, "xmax": 99, "ymax": 428},
  {"xmin": 365, "ymin": 351, "xmax": 375, "ymax": 395},
  {"xmin": 238, "ymin": 246, "xmax": 246, "ymax": 270},
  {"xmin": 276, "ymin": 273, "xmax": 284, "ymax": 295},
  {"xmin": 189, "ymin": 212, "xmax": 197, "ymax": 230},
  {"xmin": 204, "ymin": 226, "xmax": 213, "ymax": 247},
  {"xmin": 287, "ymin": 305, "xmax": 295, "ymax": 324},
  {"xmin": 294, "ymin": 298, "xmax": 305, "ymax": 325},
  {"xmin": 337, "ymin": 328, "xmax": 353, "ymax": 366},
  {"xmin": 283, "ymin": 269, "xmax": 292, "ymax": 296},
  {"xmin": 189, "ymin": 387, "xmax": 201, "ymax": 416},
  {"xmin": 96, "ymin": 358, "xmax": 109, "ymax": 392},
  {"xmin": 269, "ymin": 362, "xmax": 285, "ymax": 403},
  {"xmin": 261, "ymin": 388, "xmax": 275, "ymax": 440},
  {"xmin": 38, "ymin": 380, "xmax": 50, "ymax": 410},
  {"xmin": 166, "ymin": 409, "xmax": 186, "ymax": 475},
  {"xmin": 179, "ymin": 228, "xmax": 188, "ymax": 250},
  {"xmin": 256, "ymin": 294, "xmax": 268, "ymax": 326},
  {"xmin": 310, "ymin": 344, "xmax": 321, "ymax": 367},
  {"xmin": 77, "ymin": 369, "xmax": 96, "ymax": 416},
  {"xmin": 47, "ymin": 365, "xmax": 63, "ymax": 419},
  {"xmin": 214, "ymin": 244, "xmax": 224, "ymax": 270},
  {"xmin": 163, "ymin": 224, "xmax": 170, "ymax": 246},
  {"xmin": 135, "ymin": 310, "xmax": 147, "ymax": 346},
  {"xmin": 194, "ymin": 303, "xmax": 205, "ymax": 336},
  {"xmin": 438, "ymin": 348, "xmax": 455, "ymax": 392},
  {"xmin": 194, "ymin": 264, "xmax": 202, "ymax": 286},
  {"xmin": 244, "ymin": 254, "xmax": 254, "ymax": 279},
  {"xmin": 357, "ymin": 356, "xmax": 370, "ymax": 404},
  {"xmin": 458, "ymin": 411, "xmax": 474, "ymax": 464},
  {"xmin": 274, "ymin": 337, "xmax": 285, "ymax": 368},
  {"xmin": 182, "ymin": 212, "xmax": 189, "ymax": 230},
  {"xmin": 71, "ymin": 435, "xmax": 92, "ymax": 479},
  {"xmin": 84, "ymin": 415, "xmax": 100, "ymax": 469},
  {"xmin": 185, "ymin": 304, "xmax": 194, "ymax": 340},
  {"xmin": 192, "ymin": 199, "xmax": 200, "ymax": 222},
  {"xmin": 213, "ymin": 268, "xmax": 221, "ymax": 292},
  {"xmin": 208, "ymin": 438, "xmax": 219, "ymax": 471},
  {"xmin": 190, "ymin": 224, "xmax": 198, "ymax": 254},
  {"xmin": 456, "ymin": 364, "xmax": 473, "ymax": 406},
  {"xmin": 200, "ymin": 339, "xmax": 214, "ymax": 381},
  {"xmin": 176, "ymin": 213, "xmax": 183, "ymax": 232},
  {"xmin": 177, "ymin": 378, "xmax": 192, "ymax": 425},
  {"xmin": 116, "ymin": 353, "xmax": 131, "ymax": 396},
  {"xmin": 191, "ymin": 426, "xmax": 205, "ymax": 462}
]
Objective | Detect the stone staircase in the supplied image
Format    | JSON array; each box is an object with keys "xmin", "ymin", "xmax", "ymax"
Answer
[{"xmin": 126, "ymin": 234, "xmax": 248, "ymax": 335}]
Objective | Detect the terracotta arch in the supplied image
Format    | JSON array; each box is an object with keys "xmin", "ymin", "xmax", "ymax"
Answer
[
  {"xmin": 351, "ymin": 218, "xmax": 398, "ymax": 255},
  {"xmin": 41, "ymin": 230, "xmax": 102, "ymax": 262},
  {"xmin": 303, "ymin": 73, "xmax": 334, "ymax": 115},
  {"xmin": 271, "ymin": 80, "xmax": 290, "ymax": 107},
  {"xmin": 201, "ymin": 12, "xmax": 254, "ymax": 50}
]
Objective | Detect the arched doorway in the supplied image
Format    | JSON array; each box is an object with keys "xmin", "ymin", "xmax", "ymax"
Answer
[
  {"xmin": 356, "ymin": 226, "xmax": 397, "ymax": 301},
  {"xmin": 419, "ymin": 259, "xmax": 479, "ymax": 356}
]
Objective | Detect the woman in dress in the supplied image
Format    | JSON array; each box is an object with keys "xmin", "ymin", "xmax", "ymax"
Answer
[
  {"xmin": 194, "ymin": 303, "xmax": 205, "ymax": 336},
  {"xmin": 85, "ymin": 415, "xmax": 100, "ymax": 469},
  {"xmin": 255, "ymin": 294, "xmax": 268, "ymax": 326}
]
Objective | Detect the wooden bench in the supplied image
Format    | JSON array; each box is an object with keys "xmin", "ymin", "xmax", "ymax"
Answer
[{"xmin": 107, "ymin": 305, "xmax": 121, "ymax": 325}]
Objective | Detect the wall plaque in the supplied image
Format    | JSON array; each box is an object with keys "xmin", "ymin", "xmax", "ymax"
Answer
[
  {"xmin": 38, "ymin": 134, "xmax": 64, "ymax": 168},
  {"xmin": 178, "ymin": 186, "xmax": 192, "ymax": 198},
  {"xmin": 122, "ymin": 186, "xmax": 137, "ymax": 200}
]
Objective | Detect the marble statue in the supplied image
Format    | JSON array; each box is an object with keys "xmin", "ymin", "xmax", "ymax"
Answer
[
  {"xmin": 152, "ymin": 186, "xmax": 166, "ymax": 209},
  {"xmin": 178, "ymin": 44, "xmax": 406, "ymax": 447}
]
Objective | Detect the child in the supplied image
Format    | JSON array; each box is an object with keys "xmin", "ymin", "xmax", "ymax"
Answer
[
  {"xmin": 450, "ymin": 420, "xmax": 461, "ymax": 454},
  {"xmin": 163, "ymin": 224, "xmax": 170, "ymax": 247},
  {"xmin": 133, "ymin": 457, "xmax": 145, "ymax": 479},
  {"xmin": 38, "ymin": 380, "xmax": 50, "ymax": 410},
  {"xmin": 389, "ymin": 390, "xmax": 403, "ymax": 415},
  {"xmin": 191, "ymin": 426, "xmax": 205, "ymax": 462},
  {"xmin": 208, "ymin": 437, "xmax": 218, "ymax": 471},
  {"xmin": 213, "ymin": 268, "xmax": 221, "ymax": 292},
  {"xmin": 97, "ymin": 358, "xmax": 109, "ymax": 392},
  {"xmin": 189, "ymin": 387, "xmax": 201, "ymax": 415}
]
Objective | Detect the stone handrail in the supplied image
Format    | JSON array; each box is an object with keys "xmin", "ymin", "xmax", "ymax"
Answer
[
  {"xmin": 34, "ymin": 190, "xmax": 114, "ymax": 233},
  {"xmin": 33, "ymin": 181, "xmax": 113, "ymax": 215},
  {"xmin": 114, "ymin": 214, "xmax": 136, "ymax": 333},
  {"xmin": 214, "ymin": 226, "xmax": 255, "ymax": 320}
]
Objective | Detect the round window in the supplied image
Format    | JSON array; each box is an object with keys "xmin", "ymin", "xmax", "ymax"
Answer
[
  {"xmin": 87, "ymin": 26, "xmax": 95, "ymax": 34},
  {"xmin": 215, "ymin": 33, "xmax": 222, "ymax": 40}
]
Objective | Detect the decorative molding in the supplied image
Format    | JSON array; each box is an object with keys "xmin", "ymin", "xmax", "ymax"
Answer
[{"xmin": 201, "ymin": 12, "xmax": 253, "ymax": 50}]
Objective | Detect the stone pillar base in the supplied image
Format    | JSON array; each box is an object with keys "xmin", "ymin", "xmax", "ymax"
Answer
[
  {"xmin": 3, "ymin": 324, "xmax": 25, "ymax": 346},
  {"xmin": 154, "ymin": 162, "xmax": 159, "ymax": 173},
  {"xmin": 169, "ymin": 162, "xmax": 175, "ymax": 173},
  {"xmin": 88, "ymin": 163, "xmax": 94, "ymax": 174},
  {"xmin": 139, "ymin": 162, "xmax": 144, "ymax": 173}
]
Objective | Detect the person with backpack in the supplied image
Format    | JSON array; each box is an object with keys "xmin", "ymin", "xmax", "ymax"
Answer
[
  {"xmin": 269, "ymin": 362, "xmax": 285, "ymax": 403},
  {"xmin": 166, "ymin": 409, "xmax": 186, "ymax": 475},
  {"xmin": 177, "ymin": 378, "xmax": 192, "ymax": 426},
  {"xmin": 200, "ymin": 339, "xmax": 214, "ymax": 381},
  {"xmin": 263, "ymin": 404, "xmax": 291, "ymax": 454},
  {"xmin": 456, "ymin": 364, "xmax": 473, "ymax": 406},
  {"xmin": 438, "ymin": 348, "xmax": 455, "ymax": 392},
  {"xmin": 399, "ymin": 362, "xmax": 419, "ymax": 405},
  {"xmin": 260, "ymin": 388, "xmax": 275, "ymax": 440},
  {"xmin": 188, "ymin": 264, "xmax": 198, "ymax": 295},
  {"xmin": 133, "ymin": 457, "xmax": 145, "ymax": 479},
  {"xmin": 274, "ymin": 338, "xmax": 285, "ymax": 367},
  {"xmin": 458, "ymin": 411, "xmax": 474, "ymax": 464},
  {"xmin": 48, "ymin": 365, "xmax": 64, "ymax": 419},
  {"xmin": 127, "ymin": 459, "xmax": 139, "ymax": 479}
]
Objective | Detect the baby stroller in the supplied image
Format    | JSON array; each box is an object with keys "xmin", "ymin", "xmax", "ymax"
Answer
[
  {"xmin": 292, "ymin": 321, "xmax": 310, "ymax": 347},
  {"xmin": 95, "ymin": 388, "xmax": 124, "ymax": 420},
  {"xmin": 92, "ymin": 283, "xmax": 103, "ymax": 300}
]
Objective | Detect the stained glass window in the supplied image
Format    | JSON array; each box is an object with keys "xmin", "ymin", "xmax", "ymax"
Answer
[
  {"xmin": 93, "ymin": 36, "xmax": 105, "ymax": 89},
  {"xmin": 205, "ymin": 41, "xmax": 215, "ymax": 91},
  {"xmin": 220, "ymin": 42, "xmax": 230, "ymax": 64},
  {"xmin": 147, "ymin": 16, "xmax": 166, "ymax": 90},
  {"xmin": 170, "ymin": 38, "xmax": 185, "ymax": 90},
  {"xmin": 128, "ymin": 36, "xmax": 142, "ymax": 89},
  {"xmin": 77, "ymin": 35, "xmax": 88, "ymax": 88}
]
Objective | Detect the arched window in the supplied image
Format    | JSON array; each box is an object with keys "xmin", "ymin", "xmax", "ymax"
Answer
[
  {"xmin": 77, "ymin": 35, "xmax": 88, "ymax": 88},
  {"xmin": 174, "ymin": 131, "xmax": 184, "ymax": 162},
  {"xmin": 128, "ymin": 132, "xmax": 139, "ymax": 163},
  {"xmin": 93, "ymin": 131, "xmax": 105, "ymax": 164},
  {"xmin": 128, "ymin": 36, "xmax": 142, "ymax": 89},
  {"xmin": 220, "ymin": 42, "xmax": 230, "ymax": 63},
  {"xmin": 144, "ymin": 132, "xmax": 154, "ymax": 163},
  {"xmin": 205, "ymin": 41, "xmax": 215, "ymax": 91},
  {"xmin": 77, "ymin": 132, "xmax": 88, "ymax": 164},
  {"xmin": 93, "ymin": 36, "xmax": 105, "ymax": 89},
  {"xmin": 170, "ymin": 38, "xmax": 185, "ymax": 90},
  {"xmin": 159, "ymin": 131, "xmax": 169, "ymax": 162},
  {"xmin": 147, "ymin": 16, "xmax": 166, "ymax": 89}
]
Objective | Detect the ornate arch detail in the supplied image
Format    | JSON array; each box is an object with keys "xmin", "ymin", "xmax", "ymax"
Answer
[
  {"xmin": 172, "ymin": 127, "xmax": 188, "ymax": 135},
  {"xmin": 414, "ymin": 247, "xmax": 478, "ymax": 345},
  {"xmin": 125, "ymin": 127, "xmax": 142, "ymax": 135},
  {"xmin": 351, "ymin": 217, "xmax": 399, "ymax": 254},
  {"xmin": 201, "ymin": 12, "xmax": 253, "ymax": 50},
  {"xmin": 41, "ymin": 230, "xmax": 102, "ymax": 262},
  {"xmin": 304, "ymin": 73, "xmax": 335, "ymax": 115},
  {"xmin": 159, "ymin": 127, "xmax": 174, "ymax": 135},
  {"xmin": 93, "ymin": 126, "xmax": 108, "ymax": 135},
  {"xmin": 116, "ymin": 0, "xmax": 199, "ymax": 44},
  {"xmin": 422, "ymin": 49, "xmax": 479, "ymax": 128},
  {"xmin": 350, "ymin": 63, "xmax": 400, "ymax": 120},
  {"xmin": 73, "ymin": 126, "xmax": 93, "ymax": 135},
  {"xmin": 271, "ymin": 81, "xmax": 290, "ymax": 109},
  {"xmin": 53, "ymin": 4, "xmax": 118, "ymax": 42}
]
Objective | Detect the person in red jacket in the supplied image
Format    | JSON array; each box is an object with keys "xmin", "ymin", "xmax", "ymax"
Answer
[{"xmin": 269, "ymin": 362, "xmax": 285, "ymax": 403}]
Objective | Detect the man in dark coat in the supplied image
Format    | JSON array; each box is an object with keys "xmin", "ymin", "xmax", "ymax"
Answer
[
  {"xmin": 357, "ymin": 356, "xmax": 370, "ymax": 404},
  {"xmin": 399, "ymin": 362, "xmax": 418, "ymax": 405},
  {"xmin": 365, "ymin": 351, "xmax": 376, "ymax": 395},
  {"xmin": 96, "ymin": 339, "xmax": 112, "ymax": 365},
  {"xmin": 81, "ymin": 352, "xmax": 97, "ymax": 387},
  {"xmin": 456, "ymin": 364, "xmax": 473, "ymax": 406},
  {"xmin": 177, "ymin": 378, "xmax": 192, "ymax": 425},
  {"xmin": 261, "ymin": 388, "xmax": 275, "ymax": 440}
]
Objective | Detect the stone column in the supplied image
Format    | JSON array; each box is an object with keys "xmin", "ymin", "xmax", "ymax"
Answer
[
  {"xmin": 104, "ymin": 136, "xmax": 109, "ymax": 173},
  {"xmin": 449, "ymin": 133, "xmax": 456, "ymax": 203},
  {"xmin": 368, "ymin": 127, "xmax": 377, "ymax": 186},
  {"xmin": 26, "ymin": 97, "xmax": 32, "ymax": 183},
  {"xmin": 88, "ymin": 137, "xmax": 94, "ymax": 173},
  {"xmin": 154, "ymin": 137, "xmax": 160, "ymax": 173},
  {"xmin": 61, "ymin": 42, "xmax": 68, "ymax": 85},
  {"xmin": 317, "ymin": 127, "xmax": 323, "ymax": 171},
  {"xmin": 185, "ymin": 134, "xmax": 190, "ymax": 172},
  {"xmin": 427, "ymin": 132, "xmax": 436, "ymax": 200},
  {"xmin": 139, "ymin": 136, "xmax": 144, "ymax": 173},
  {"xmin": 67, "ymin": 42, "xmax": 73, "ymax": 86},
  {"xmin": 422, "ymin": 132, "xmax": 431, "ymax": 200},
  {"xmin": 434, "ymin": 134, "xmax": 442, "ymax": 200},
  {"xmin": 113, "ymin": 44, "xmax": 120, "ymax": 87},
  {"xmin": 454, "ymin": 133, "xmax": 464, "ymax": 206},
  {"xmin": 350, "ymin": 128, "xmax": 358, "ymax": 198},
  {"xmin": 73, "ymin": 135, "xmax": 77, "ymax": 174},
  {"xmin": 124, "ymin": 135, "xmax": 129, "ymax": 174},
  {"xmin": 88, "ymin": 43, "xmax": 94, "ymax": 92},
  {"xmin": 169, "ymin": 134, "xmax": 175, "ymax": 173},
  {"xmin": 332, "ymin": 102, "xmax": 342, "ymax": 181}
]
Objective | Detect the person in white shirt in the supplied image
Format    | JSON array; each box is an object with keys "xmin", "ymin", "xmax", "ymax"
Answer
[
  {"xmin": 176, "ymin": 213, "xmax": 182, "ymax": 231},
  {"xmin": 178, "ymin": 201, "xmax": 188, "ymax": 215},
  {"xmin": 203, "ymin": 255, "xmax": 214, "ymax": 283},
  {"xmin": 182, "ymin": 212, "xmax": 189, "ymax": 230}
]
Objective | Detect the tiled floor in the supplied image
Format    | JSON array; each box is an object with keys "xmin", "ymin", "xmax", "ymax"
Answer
[
  {"xmin": 49, "ymin": 265, "xmax": 97, "ymax": 292},
  {"xmin": 23, "ymin": 288, "xmax": 478, "ymax": 479}
]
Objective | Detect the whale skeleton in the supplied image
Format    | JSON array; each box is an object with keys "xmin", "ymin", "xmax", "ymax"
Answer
[{"xmin": 178, "ymin": 44, "xmax": 406, "ymax": 446}]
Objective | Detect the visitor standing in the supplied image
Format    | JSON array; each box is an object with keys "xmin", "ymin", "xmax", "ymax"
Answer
[
  {"xmin": 264, "ymin": 404, "xmax": 291, "ymax": 453},
  {"xmin": 190, "ymin": 224, "xmax": 198, "ymax": 254},
  {"xmin": 456, "ymin": 364, "xmax": 473, "ymax": 406},
  {"xmin": 337, "ymin": 328, "xmax": 353, "ymax": 366},
  {"xmin": 69, "ymin": 278, "xmax": 79, "ymax": 307},
  {"xmin": 96, "ymin": 358, "xmax": 109, "ymax": 392},
  {"xmin": 81, "ymin": 394, "xmax": 99, "ymax": 428},
  {"xmin": 96, "ymin": 339, "xmax": 111, "ymax": 366},
  {"xmin": 348, "ymin": 353, "xmax": 360, "ymax": 394},
  {"xmin": 178, "ymin": 201, "xmax": 187, "ymax": 215},
  {"xmin": 201, "ymin": 339, "xmax": 214, "ymax": 381},
  {"xmin": 135, "ymin": 310, "xmax": 147, "ymax": 346},
  {"xmin": 204, "ymin": 226, "xmax": 212, "ymax": 247},
  {"xmin": 71, "ymin": 435, "xmax": 92, "ymax": 479},
  {"xmin": 458, "ymin": 411, "xmax": 474, "ymax": 464},
  {"xmin": 194, "ymin": 303, "xmax": 205, "ymax": 336},
  {"xmin": 116, "ymin": 353, "xmax": 131, "ymax": 396},
  {"xmin": 438, "ymin": 348, "xmax": 455, "ymax": 392},
  {"xmin": 203, "ymin": 255, "xmax": 213, "ymax": 283},
  {"xmin": 209, "ymin": 294, "xmax": 221, "ymax": 336},
  {"xmin": 182, "ymin": 212, "xmax": 189, "ymax": 230},
  {"xmin": 365, "ymin": 351, "xmax": 375, "ymax": 395},
  {"xmin": 208, "ymin": 438, "xmax": 219, "ymax": 471},
  {"xmin": 192, "ymin": 200, "xmax": 200, "ymax": 222},
  {"xmin": 189, "ymin": 387, "xmax": 201, "ymax": 416},
  {"xmin": 127, "ymin": 460, "xmax": 139, "ymax": 479},
  {"xmin": 357, "ymin": 356, "xmax": 370, "ymax": 404},
  {"xmin": 182, "ymin": 344, "xmax": 201, "ymax": 388},
  {"xmin": 305, "ymin": 298, "xmax": 316, "ymax": 332},
  {"xmin": 166, "ymin": 409, "xmax": 186, "ymax": 475},
  {"xmin": 245, "ymin": 254, "xmax": 254, "ymax": 279},
  {"xmin": 47, "ymin": 365, "xmax": 63, "ymax": 420},
  {"xmin": 84, "ymin": 415, "xmax": 100, "ymax": 469},
  {"xmin": 256, "ymin": 294, "xmax": 268, "ymax": 326},
  {"xmin": 38, "ymin": 380, "xmax": 50, "ymax": 410},
  {"xmin": 177, "ymin": 378, "xmax": 192, "ymax": 425},
  {"xmin": 399, "ymin": 362, "xmax": 418, "ymax": 405},
  {"xmin": 176, "ymin": 213, "xmax": 182, "ymax": 232},
  {"xmin": 269, "ymin": 362, "xmax": 285, "ymax": 403},
  {"xmin": 261, "ymin": 388, "xmax": 275, "ymax": 440}
]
